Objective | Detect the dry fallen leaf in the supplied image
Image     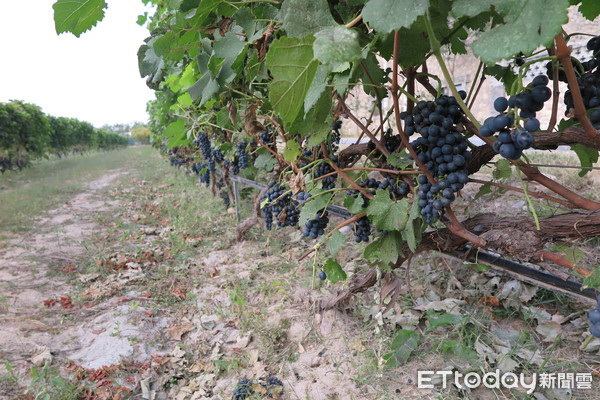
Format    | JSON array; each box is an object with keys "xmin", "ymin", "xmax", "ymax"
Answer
[{"xmin": 166, "ymin": 322, "xmax": 194, "ymax": 341}]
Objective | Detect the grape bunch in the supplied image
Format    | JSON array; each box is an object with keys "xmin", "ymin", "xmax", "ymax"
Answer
[
  {"xmin": 314, "ymin": 157, "xmax": 337, "ymax": 190},
  {"xmin": 346, "ymin": 178, "xmax": 379, "ymax": 242},
  {"xmin": 480, "ymin": 75, "xmax": 551, "ymax": 160},
  {"xmin": 192, "ymin": 162, "xmax": 210, "ymax": 186},
  {"xmin": 329, "ymin": 120, "xmax": 342, "ymax": 154},
  {"xmin": 479, "ymin": 75, "xmax": 552, "ymax": 160},
  {"xmin": 266, "ymin": 376, "xmax": 283, "ymax": 386},
  {"xmin": 378, "ymin": 176, "xmax": 410, "ymax": 199},
  {"xmin": 260, "ymin": 129, "xmax": 276, "ymax": 151},
  {"xmin": 353, "ymin": 216, "xmax": 371, "ymax": 243},
  {"xmin": 212, "ymin": 147, "xmax": 224, "ymax": 163},
  {"xmin": 193, "ymin": 132, "xmax": 213, "ymax": 161},
  {"xmin": 233, "ymin": 378, "xmax": 254, "ymax": 400},
  {"xmin": 402, "ymin": 95, "xmax": 471, "ymax": 224},
  {"xmin": 556, "ymin": 36, "xmax": 600, "ymax": 129},
  {"xmin": 588, "ymin": 295, "xmax": 600, "ymax": 338},
  {"xmin": 236, "ymin": 142, "xmax": 249, "ymax": 171},
  {"xmin": 383, "ymin": 131, "xmax": 402, "ymax": 154},
  {"xmin": 220, "ymin": 189, "xmax": 230, "ymax": 207},
  {"xmin": 260, "ymin": 182, "xmax": 299, "ymax": 230},
  {"xmin": 298, "ymin": 192, "xmax": 329, "ymax": 239}
]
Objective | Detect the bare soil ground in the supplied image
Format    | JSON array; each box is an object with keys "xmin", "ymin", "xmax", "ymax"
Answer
[{"xmin": 1, "ymin": 150, "xmax": 599, "ymax": 400}]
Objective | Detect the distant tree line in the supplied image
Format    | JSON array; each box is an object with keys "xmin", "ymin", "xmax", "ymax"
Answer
[{"xmin": 0, "ymin": 100, "xmax": 130, "ymax": 173}]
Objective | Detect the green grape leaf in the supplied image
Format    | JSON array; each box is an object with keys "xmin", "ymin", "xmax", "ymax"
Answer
[
  {"xmin": 474, "ymin": 182, "xmax": 493, "ymax": 200},
  {"xmin": 138, "ymin": 42, "xmax": 165, "ymax": 79},
  {"xmin": 426, "ymin": 311, "xmax": 464, "ymax": 330},
  {"xmin": 53, "ymin": 0, "xmax": 107, "ymax": 37},
  {"xmin": 582, "ymin": 266, "xmax": 600, "ymax": 290},
  {"xmin": 188, "ymin": 74, "xmax": 220, "ymax": 105},
  {"xmin": 283, "ymin": 139, "xmax": 301, "ymax": 163},
  {"xmin": 465, "ymin": 0, "xmax": 570, "ymax": 64},
  {"xmin": 577, "ymin": 0, "xmax": 600, "ymax": 20},
  {"xmin": 404, "ymin": 195, "xmax": 422, "ymax": 252},
  {"xmin": 364, "ymin": 231, "xmax": 404, "ymax": 264},
  {"xmin": 343, "ymin": 195, "xmax": 365, "ymax": 214},
  {"xmin": 304, "ymin": 64, "xmax": 330, "ymax": 114},
  {"xmin": 163, "ymin": 119, "xmax": 185, "ymax": 138},
  {"xmin": 493, "ymin": 159, "xmax": 512, "ymax": 180},
  {"xmin": 451, "ymin": 0, "xmax": 498, "ymax": 17},
  {"xmin": 313, "ymin": 27, "xmax": 362, "ymax": 66},
  {"xmin": 299, "ymin": 191, "xmax": 333, "ymax": 226},
  {"xmin": 366, "ymin": 190, "xmax": 409, "ymax": 231},
  {"xmin": 384, "ymin": 329, "xmax": 420, "ymax": 368},
  {"xmin": 484, "ymin": 64, "xmax": 518, "ymax": 94},
  {"xmin": 387, "ymin": 152, "xmax": 413, "ymax": 169},
  {"xmin": 254, "ymin": 151, "xmax": 276, "ymax": 172},
  {"xmin": 280, "ymin": 0, "xmax": 337, "ymax": 37},
  {"xmin": 327, "ymin": 231, "xmax": 346, "ymax": 255},
  {"xmin": 440, "ymin": 340, "xmax": 479, "ymax": 362},
  {"xmin": 266, "ymin": 36, "xmax": 319, "ymax": 125},
  {"xmin": 322, "ymin": 258, "xmax": 347, "ymax": 283},
  {"xmin": 362, "ymin": 0, "xmax": 430, "ymax": 33},
  {"xmin": 360, "ymin": 53, "xmax": 388, "ymax": 100},
  {"xmin": 571, "ymin": 144, "xmax": 599, "ymax": 177}
]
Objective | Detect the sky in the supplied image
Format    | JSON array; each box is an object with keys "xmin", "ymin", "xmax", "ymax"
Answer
[{"xmin": 0, "ymin": 0, "xmax": 156, "ymax": 127}]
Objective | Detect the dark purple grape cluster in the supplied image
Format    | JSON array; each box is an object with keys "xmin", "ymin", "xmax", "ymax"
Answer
[
  {"xmin": 384, "ymin": 131, "xmax": 402, "ymax": 154},
  {"xmin": 193, "ymin": 132, "xmax": 212, "ymax": 160},
  {"xmin": 298, "ymin": 192, "xmax": 329, "ymax": 239},
  {"xmin": 556, "ymin": 36, "xmax": 600, "ymax": 129},
  {"xmin": 220, "ymin": 189, "xmax": 230, "ymax": 207},
  {"xmin": 233, "ymin": 378, "xmax": 254, "ymax": 400},
  {"xmin": 588, "ymin": 295, "xmax": 600, "ymax": 338},
  {"xmin": 192, "ymin": 162, "xmax": 210, "ymax": 186},
  {"xmin": 480, "ymin": 75, "xmax": 551, "ymax": 160},
  {"xmin": 266, "ymin": 376, "xmax": 283, "ymax": 386},
  {"xmin": 329, "ymin": 120, "xmax": 342, "ymax": 154},
  {"xmin": 403, "ymin": 95, "xmax": 471, "ymax": 224},
  {"xmin": 212, "ymin": 147, "xmax": 224, "ymax": 163},
  {"xmin": 260, "ymin": 182, "xmax": 299, "ymax": 230},
  {"xmin": 378, "ymin": 176, "xmax": 410, "ymax": 199},
  {"xmin": 260, "ymin": 129, "xmax": 276, "ymax": 151},
  {"xmin": 167, "ymin": 150, "xmax": 193, "ymax": 167},
  {"xmin": 354, "ymin": 216, "xmax": 371, "ymax": 243},
  {"xmin": 314, "ymin": 157, "xmax": 337, "ymax": 190},
  {"xmin": 236, "ymin": 142, "xmax": 249, "ymax": 170}
]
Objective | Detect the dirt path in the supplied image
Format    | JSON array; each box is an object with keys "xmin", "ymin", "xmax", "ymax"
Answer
[{"xmin": 0, "ymin": 170, "xmax": 167, "ymax": 393}]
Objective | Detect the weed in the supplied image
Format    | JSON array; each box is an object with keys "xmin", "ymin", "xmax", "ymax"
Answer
[{"xmin": 27, "ymin": 362, "xmax": 84, "ymax": 400}]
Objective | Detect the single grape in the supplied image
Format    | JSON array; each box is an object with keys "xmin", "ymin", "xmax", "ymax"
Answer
[
  {"xmin": 591, "ymin": 322, "xmax": 600, "ymax": 338},
  {"xmin": 589, "ymin": 308, "xmax": 600, "ymax": 324},
  {"xmin": 319, "ymin": 270, "xmax": 327, "ymax": 280}
]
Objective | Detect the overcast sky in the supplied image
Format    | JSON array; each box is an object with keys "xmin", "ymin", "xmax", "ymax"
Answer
[{"xmin": 0, "ymin": 1, "xmax": 155, "ymax": 127}]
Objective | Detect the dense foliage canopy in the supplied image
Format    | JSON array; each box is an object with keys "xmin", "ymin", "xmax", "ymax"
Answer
[{"xmin": 51, "ymin": 0, "xmax": 600, "ymax": 293}]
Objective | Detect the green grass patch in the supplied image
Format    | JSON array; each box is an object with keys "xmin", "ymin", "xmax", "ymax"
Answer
[{"xmin": 0, "ymin": 147, "xmax": 155, "ymax": 231}]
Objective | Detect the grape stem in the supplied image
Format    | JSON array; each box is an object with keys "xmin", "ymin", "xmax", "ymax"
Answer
[
  {"xmin": 537, "ymin": 250, "xmax": 592, "ymax": 277},
  {"xmin": 469, "ymin": 178, "xmax": 575, "ymax": 208},
  {"xmin": 334, "ymin": 92, "xmax": 390, "ymax": 157},
  {"xmin": 516, "ymin": 168, "xmax": 541, "ymax": 230},
  {"xmin": 546, "ymin": 45, "xmax": 561, "ymax": 133},
  {"xmin": 423, "ymin": 14, "xmax": 481, "ymax": 129},
  {"xmin": 554, "ymin": 34, "xmax": 600, "ymax": 147}
]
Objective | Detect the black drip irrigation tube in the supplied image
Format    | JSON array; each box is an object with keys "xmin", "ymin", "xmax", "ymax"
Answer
[{"xmin": 219, "ymin": 173, "xmax": 598, "ymax": 305}]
